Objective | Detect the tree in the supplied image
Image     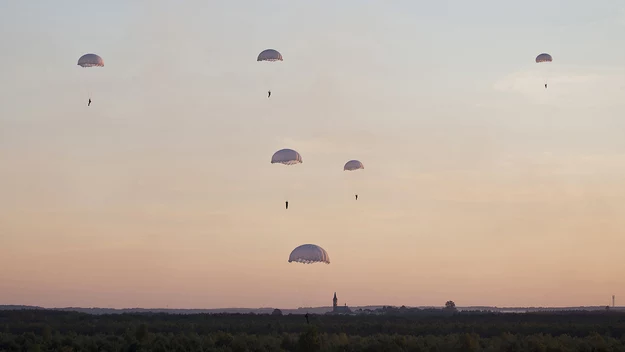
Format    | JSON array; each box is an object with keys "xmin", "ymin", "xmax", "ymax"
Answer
[
  {"xmin": 42, "ymin": 325, "xmax": 52, "ymax": 341},
  {"xmin": 457, "ymin": 333, "xmax": 479, "ymax": 352},
  {"xmin": 444, "ymin": 301, "xmax": 457, "ymax": 312},
  {"xmin": 281, "ymin": 335, "xmax": 297, "ymax": 351},
  {"xmin": 136, "ymin": 323, "xmax": 149, "ymax": 343},
  {"xmin": 297, "ymin": 326, "xmax": 321, "ymax": 352},
  {"xmin": 272, "ymin": 309, "xmax": 283, "ymax": 316}
]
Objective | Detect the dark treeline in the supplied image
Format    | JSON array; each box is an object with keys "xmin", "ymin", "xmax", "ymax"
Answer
[{"xmin": 2, "ymin": 309, "xmax": 625, "ymax": 351}]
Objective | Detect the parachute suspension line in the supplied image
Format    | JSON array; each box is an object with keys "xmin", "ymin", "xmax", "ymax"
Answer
[
  {"xmin": 281, "ymin": 166, "xmax": 291, "ymax": 208},
  {"xmin": 82, "ymin": 80, "xmax": 91, "ymax": 102},
  {"xmin": 540, "ymin": 71, "xmax": 547, "ymax": 89},
  {"xmin": 542, "ymin": 65, "xmax": 549, "ymax": 88},
  {"xmin": 295, "ymin": 277, "xmax": 307, "ymax": 311},
  {"xmin": 85, "ymin": 73, "xmax": 90, "ymax": 99},
  {"xmin": 85, "ymin": 78, "xmax": 93, "ymax": 103},
  {"xmin": 264, "ymin": 66, "xmax": 277, "ymax": 97}
]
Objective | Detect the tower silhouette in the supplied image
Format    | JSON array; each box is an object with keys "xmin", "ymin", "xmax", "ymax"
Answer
[{"xmin": 333, "ymin": 292, "xmax": 338, "ymax": 311}]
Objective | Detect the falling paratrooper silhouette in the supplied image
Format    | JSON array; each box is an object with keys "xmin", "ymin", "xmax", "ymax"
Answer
[
  {"xmin": 271, "ymin": 148, "xmax": 302, "ymax": 210},
  {"xmin": 288, "ymin": 245, "xmax": 330, "ymax": 325},
  {"xmin": 535, "ymin": 53, "xmax": 552, "ymax": 89},
  {"xmin": 77, "ymin": 53, "xmax": 104, "ymax": 106},
  {"xmin": 344, "ymin": 160, "xmax": 364, "ymax": 201},
  {"xmin": 257, "ymin": 49, "xmax": 282, "ymax": 98}
]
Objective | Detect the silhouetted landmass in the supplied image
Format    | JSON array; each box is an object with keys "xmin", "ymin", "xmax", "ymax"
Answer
[
  {"xmin": 2, "ymin": 308, "xmax": 625, "ymax": 351},
  {"xmin": 1, "ymin": 304, "xmax": 622, "ymax": 315},
  {"xmin": 0, "ymin": 305, "xmax": 45, "ymax": 311}
]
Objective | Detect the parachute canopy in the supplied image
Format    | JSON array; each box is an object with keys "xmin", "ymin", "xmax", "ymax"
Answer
[
  {"xmin": 288, "ymin": 244, "xmax": 330, "ymax": 264},
  {"xmin": 78, "ymin": 54, "xmax": 104, "ymax": 67},
  {"xmin": 344, "ymin": 160, "xmax": 364, "ymax": 171},
  {"xmin": 258, "ymin": 49, "xmax": 283, "ymax": 62},
  {"xmin": 535, "ymin": 53, "xmax": 552, "ymax": 63},
  {"xmin": 271, "ymin": 149, "xmax": 302, "ymax": 165}
]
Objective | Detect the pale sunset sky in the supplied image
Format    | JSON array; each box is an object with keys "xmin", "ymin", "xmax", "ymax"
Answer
[{"xmin": 1, "ymin": 0, "xmax": 625, "ymax": 309}]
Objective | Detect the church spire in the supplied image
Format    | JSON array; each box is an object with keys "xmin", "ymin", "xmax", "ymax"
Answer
[{"xmin": 333, "ymin": 292, "xmax": 338, "ymax": 309}]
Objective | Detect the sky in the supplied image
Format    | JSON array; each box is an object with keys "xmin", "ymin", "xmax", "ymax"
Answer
[{"xmin": 1, "ymin": 0, "xmax": 625, "ymax": 309}]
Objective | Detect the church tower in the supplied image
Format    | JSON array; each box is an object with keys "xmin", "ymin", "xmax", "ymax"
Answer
[{"xmin": 333, "ymin": 292, "xmax": 338, "ymax": 311}]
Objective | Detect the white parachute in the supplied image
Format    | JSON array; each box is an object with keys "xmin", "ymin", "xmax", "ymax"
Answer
[
  {"xmin": 288, "ymin": 244, "xmax": 330, "ymax": 264},
  {"xmin": 257, "ymin": 49, "xmax": 283, "ymax": 62},
  {"xmin": 77, "ymin": 53, "xmax": 104, "ymax": 67},
  {"xmin": 343, "ymin": 160, "xmax": 364, "ymax": 171},
  {"xmin": 535, "ymin": 53, "xmax": 552, "ymax": 64},
  {"xmin": 271, "ymin": 149, "xmax": 302, "ymax": 165}
]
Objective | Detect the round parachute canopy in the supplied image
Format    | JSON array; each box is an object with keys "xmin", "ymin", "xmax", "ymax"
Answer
[
  {"xmin": 78, "ymin": 54, "xmax": 104, "ymax": 67},
  {"xmin": 257, "ymin": 49, "xmax": 283, "ymax": 62},
  {"xmin": 344, "ymin": 160, "xmax": 364, "ymax": 171},
  {"xmin": 288, "ymin": 244, "xmax": 330, "ymax": 264},
  {"xmin": 535, "ymin": 53, "xmax": 552, "ymax": 63},
  {"xmin": 271, "ymin": 149, "xmax": 302, "ymax": 165}
]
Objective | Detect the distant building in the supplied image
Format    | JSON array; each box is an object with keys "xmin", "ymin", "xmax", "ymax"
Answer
[{"xmin": 330, "ymin": 292, "xmax": 352, "ymax": 315}]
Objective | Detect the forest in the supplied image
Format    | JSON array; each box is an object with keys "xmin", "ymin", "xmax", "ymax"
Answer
[{"xmin": 1, "ymin": 309, "xmax": 625, "ymax": 351}]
